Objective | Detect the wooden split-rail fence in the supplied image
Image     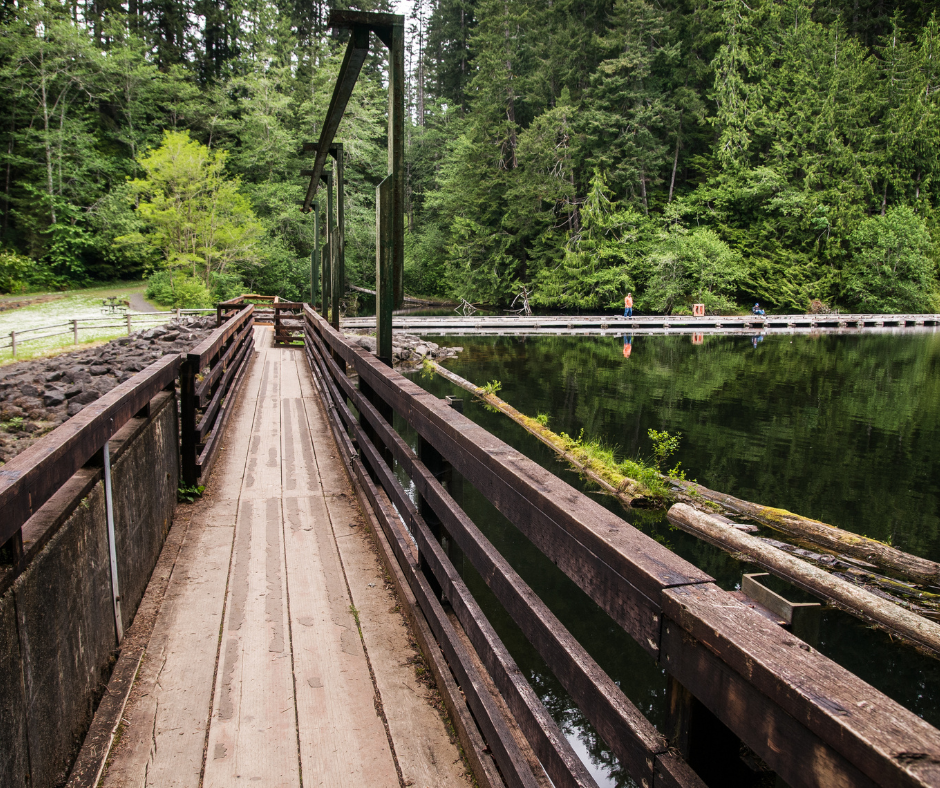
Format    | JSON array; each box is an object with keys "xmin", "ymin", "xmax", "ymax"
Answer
[
  {"xmin": 301, "ymin": 303, "xmax": 940, "ymax": 788},
  {"xmin": 0, "ymin": 309, "xmax": 216, "ymax": 359}
]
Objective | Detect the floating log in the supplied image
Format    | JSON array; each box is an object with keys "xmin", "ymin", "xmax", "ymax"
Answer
[
  {"xmin": 427, "ymin": 360, "xmax": 649, "ymax": 501},
  {"xmin": 667, "ymin": 503, "xmax": 940, "ymax": 658},
  {"xmin": 673, "ymin": 481, "xmax": 940, "ymax": 586}
]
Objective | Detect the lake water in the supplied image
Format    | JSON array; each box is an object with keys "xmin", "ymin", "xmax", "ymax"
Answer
[{"xmin": 395, "ymin": 330, "xmax": 940, "ymax": 787}]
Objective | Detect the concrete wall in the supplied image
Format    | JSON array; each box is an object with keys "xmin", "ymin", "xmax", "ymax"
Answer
[{"xmin": 0, "ymin": 393, "xmax": 178, "ymax": 788}]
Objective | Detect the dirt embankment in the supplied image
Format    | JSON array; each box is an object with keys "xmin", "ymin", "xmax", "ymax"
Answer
[{"xmin": 0, "ymin": 317, "xmax": 216, "ymax": 465}]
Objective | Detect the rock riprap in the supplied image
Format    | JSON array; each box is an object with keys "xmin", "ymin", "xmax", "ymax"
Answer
[
  {"xmin": 345, "ymin": 331, "xmax": 462, "ymax": 367},
  {"xmin": 0, "ymin": 317, "xmax": 216, "ymax": 465}
]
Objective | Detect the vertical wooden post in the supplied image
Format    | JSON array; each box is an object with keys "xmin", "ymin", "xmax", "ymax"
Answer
[
  {"xmin": 127, "ymin": 314, "xmax": 132, "ymax": 335},
  {"xmin": 389, "ymin": 20, "xmax": 405, "ymax": 309},
  {"xmin": 664, "ymin": 671, "xmax": 751, "ymax": 786},
  {"xmin": 323, "ymin": 170, "xmax": 333, "ymax": 323},
  {"xmin": 418, "ymin": 435, "xmax": 446, "ymax": 601},
  {"xmin": 331, "ymin": 143, "xmax": 344, "ymax": 329},
  {"xmin": 73, "ymin": 319, "xmax": 79, "ymax": 345},
  {"xmin": 311, "ymin": 200, "xmax": 319, "ymax": 308},
  {"xmin": 10, "ymin": 331, "xmax": 15, "ymax": 359},
  {"xmin": 180, "ymin": 357, "xmax": 198, "ymax": 486},
  {"xmin": 376, "ymin": 175, "xmax": 394, "ymax": 366}
]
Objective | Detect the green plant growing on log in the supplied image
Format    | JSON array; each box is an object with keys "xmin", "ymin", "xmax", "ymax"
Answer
[
  {"xmin": 559, "ymin": 430, "xmax": 673, "ymax": 501},
  {"xmin": 648, "ymin": 429, "xmax": 681, "ymax": 471},
  {"xmin": 534, "ymin": 413, "xmax": 549, "ymax": 427},
  {"xmin": 479, "ymin": 380, "xmax": 502, "ymax": 396}
]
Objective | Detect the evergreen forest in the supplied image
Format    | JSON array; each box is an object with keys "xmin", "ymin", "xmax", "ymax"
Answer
[{"xmin": 1, "ymin": 0, "xmax": 939, "ymax": 314}]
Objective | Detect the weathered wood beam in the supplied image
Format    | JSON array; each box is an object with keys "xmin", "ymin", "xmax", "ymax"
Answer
[{"xmin": 300, "ymin": 26, "xmax": 368, "ymax": 212}]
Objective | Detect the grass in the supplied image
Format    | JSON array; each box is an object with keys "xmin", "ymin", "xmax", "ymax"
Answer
[{"xmin": 0, "ymin": 280, "xmax": 173, "ymax": 364}]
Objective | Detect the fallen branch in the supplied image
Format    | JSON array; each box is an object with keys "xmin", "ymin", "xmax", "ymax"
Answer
[{"xmin": 667, "ymin": 503, "xmax": 940, "ymax": 658}]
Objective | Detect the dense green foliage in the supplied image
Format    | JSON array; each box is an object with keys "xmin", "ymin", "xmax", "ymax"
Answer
[
  {"xmin": 407, "ymin": 0, "xmax": 940, "ymax": 313},
  {"xmin": 0, "ymin": 0, "xmax": 389, "ymax": 300},
  {"xmin": 1, "ymin": 0, "xmax": 939, "ymax": 313}
]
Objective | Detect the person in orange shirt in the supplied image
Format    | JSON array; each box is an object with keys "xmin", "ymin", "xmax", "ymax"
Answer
[{"xmin": 624, "ymin": 293, "xmax": 634, "ymax": 317}]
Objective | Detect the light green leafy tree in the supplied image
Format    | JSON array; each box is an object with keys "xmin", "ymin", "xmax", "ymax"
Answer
[
  {"xmin": 121, "ymin": 131, "xmax": 263, "ymax": 287},
  {"xmin": 644, "ymin": 226, "xmax": 742, "ymax": 314},
  {"xmin": 844, "ymin": 206, "xmax": 936, "ymax": 313}
]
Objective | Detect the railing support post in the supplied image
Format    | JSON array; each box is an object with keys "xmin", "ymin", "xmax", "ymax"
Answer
[
  {"xmin": 73, "ymin": 319, "xmax": 79, "ymax": 345},
  {"xmin": 103, "ymin": 438, "xmax": 124, "ymax": 644},
  {"xmin": 376, "ymin": 174, "xmax": 394, "ymax": 366},
  {"xmin": 180, "ymin": 357, "xmax": 198, "ymax": 486},
  {"xmin": 665, "ymin": 671, "xmax": 750, "ymax": 786}
]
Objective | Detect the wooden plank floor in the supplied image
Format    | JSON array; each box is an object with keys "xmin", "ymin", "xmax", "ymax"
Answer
[{"xmin": 101, "ymin": 327, "xmax": 467, "ymax": 788}]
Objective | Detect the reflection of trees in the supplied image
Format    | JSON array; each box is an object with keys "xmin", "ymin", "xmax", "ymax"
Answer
[{"xmin": 444, "ymin": 333, "xmax": 940, "ymax": 561}]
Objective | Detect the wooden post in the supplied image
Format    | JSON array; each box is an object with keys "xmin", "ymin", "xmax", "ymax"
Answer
[
  {"xmin": 665, "ymin": 671, "xmax": 751, "ymax": 786},
  {"xmin": 389, "ymin": 19, "xmax": 405, "ymax": 308},
  {"xmin": 331, "ymin": 143, "xmax": 344, "ymax": 329},
  {"xmin": 126, "ymin": 314, "xmax": 132, "ymax": 335},
  {"xmin": 311, "ymin": 200, "xmax": 319, "ymax": 307},
  {"xmin": 331, "ymin": 225, "xmax": 341, "ymax": 331},
  {"xmin": 323, "ymin": 171, "xmax": 333, "ymax": 322},
  {"xmin": 73, "ymin": 319, "xmax": 79, "ymax": 345},
  {"xmin": 376, "ymin": 174, "xmax": 394, "ymax": 366},
  {"xmin": 180, "ymin": 358, "xmax": 198, "ymax": 486},
  {"xmin": 10, "ymin": 331, "xmax": 15, "ymax": 359},
  {"xmin": 418, "ymin": 435, "xmax": 446, "ymax": 601}
]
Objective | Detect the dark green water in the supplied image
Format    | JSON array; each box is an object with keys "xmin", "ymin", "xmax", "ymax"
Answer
[{"xmin": 392, "ymin": 330, "xmax": 940, "ymax": 786}]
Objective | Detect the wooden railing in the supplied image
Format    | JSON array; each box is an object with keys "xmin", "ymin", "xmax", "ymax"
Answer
[
  {"xmin": 180, "ymin": 305, "xmax": 255, "ymax": 485},
  {"xmin": 217, "ymin": 294, "xmax": 277, "ymax": 325},
  {"xmin": 0, "ymin": 355, "xmax": 180, "ymax": 578},
  {"xmin": 302, "ymin": 305, "xmax": 940, "ymax": 788}
]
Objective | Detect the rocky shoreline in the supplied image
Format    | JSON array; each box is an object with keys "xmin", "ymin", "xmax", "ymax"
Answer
[
  {"xmin": 345, "ymin": 331, "xmax": 463, "ymax": 367},
  {"xmin": 0, "ymin": 317, "xmax": 216, "ymax": 465}
]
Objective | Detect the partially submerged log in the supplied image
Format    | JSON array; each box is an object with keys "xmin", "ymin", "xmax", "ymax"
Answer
[
  {"xmin": 672, "ymin": 480, "xmax": 940, "ymax": 586},
  {"xmin": 427, "ymin": 360, "xmax": 650, "ymax": 502},
  {"xmin": 667, "ymin": 503, "xmax": 940, "ymax": 658}
]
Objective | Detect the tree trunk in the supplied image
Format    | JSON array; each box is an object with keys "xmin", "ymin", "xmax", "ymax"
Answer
[
  {"xmin": 639, "ymin": 168, "xmax": 649, "ymax": 215},
  {"xmin": 668, "ymin": 131, "xmax": 680, "ymax": 203},
  {"xmin": 39, "ymin": 52, "xmax": 56, "ymax": 225}
]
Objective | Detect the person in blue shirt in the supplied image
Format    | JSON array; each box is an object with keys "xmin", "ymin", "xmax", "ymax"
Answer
[{"xmin": 752, "ymin": 303, "xmax": 765, "ymax": 316}]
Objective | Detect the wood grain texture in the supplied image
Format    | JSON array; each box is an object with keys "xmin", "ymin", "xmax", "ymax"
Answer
[{"xmin": 663, "ymin": 583, "xmax": 940, "ymax": 788}]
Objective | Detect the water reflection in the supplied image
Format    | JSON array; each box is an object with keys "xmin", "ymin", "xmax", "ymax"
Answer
[{"xmin": 393, "ymin": 332, "xmax": 940, "ymax": 785}]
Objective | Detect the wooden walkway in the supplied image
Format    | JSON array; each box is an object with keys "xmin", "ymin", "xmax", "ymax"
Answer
[
  {"xmin": 341, "ymin": 312, "xmax": 940, "ymax": 336},
  {"xmin": 100, "ymin": 327, "xmax": 466, "ymax": 787}
]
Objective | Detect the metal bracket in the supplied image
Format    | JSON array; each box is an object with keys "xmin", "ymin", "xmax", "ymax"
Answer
[{"xmin": 741, "ymin": 573, "xmax": 821, "ymax": 645}]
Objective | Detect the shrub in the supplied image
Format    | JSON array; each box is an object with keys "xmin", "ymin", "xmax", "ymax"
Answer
[
  {"xmin": 844, "ymin": 206, "xmax": 936, "ymax": 313},
  {"xmin": 146, "ymin": 271, "xmax": 213, "ymax": 308},
  {"xmin": 0, "ymin": 249, "xmax": 31, "ymax": 294}
]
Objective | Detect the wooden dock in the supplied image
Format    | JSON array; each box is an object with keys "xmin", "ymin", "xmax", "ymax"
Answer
[
  {"xmin": 341, "ymin": 312, "xmax": 940, "ymax": 336},
  {"xmin": 97, "ymin": 327, "xmax": 466, "ymax": 788}
]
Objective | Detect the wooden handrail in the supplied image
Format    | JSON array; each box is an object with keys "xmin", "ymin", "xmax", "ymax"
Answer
[
  {"xmin": 302, "ymin": 305, "xmax": 940, "ymax": 788},
  {"xmin": 0, "ymin": 355, "xmax": 180, "ymax": 547}
]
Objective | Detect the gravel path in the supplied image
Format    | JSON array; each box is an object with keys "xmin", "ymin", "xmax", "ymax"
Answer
[{"xmin": 128, "ymin": 292, "xmax": 159, "ymax": 313}]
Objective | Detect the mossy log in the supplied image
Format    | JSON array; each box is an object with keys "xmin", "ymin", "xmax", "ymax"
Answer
[
  {"xmin": 427, "ymin": 361, "xmax": 648, "ymax": 500},
  {"xmin": 667, "ymin": 503, "xmax": 940, "ymax": 658},
  {"xmin": 672, "ymin": 481, "xmax": 940, "ymax": 586}
]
